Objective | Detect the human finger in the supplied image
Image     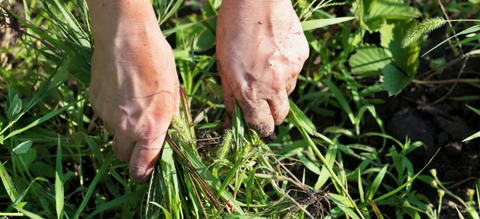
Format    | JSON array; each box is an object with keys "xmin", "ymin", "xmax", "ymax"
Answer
[
  {"xmin": 286, "ymin": 77, "xmax": 298, "ymax": 95},
  {"xmin": 267, "ymin": 91, "xmax": 290, "ymax": 126},
  {"xmin": 112, "ymin": 133, "xmax": 135, "ymax": 162},
  {"xmin": 129, "ymin": 135, "xmax": 166, "ymax": 184},
  {"xmin": 239, "ymin": 98, "xmax": 275, "ymax": 137},
  {"xmin": 219, "ymin": 70, "xmax": 235, "ymax": 126}
]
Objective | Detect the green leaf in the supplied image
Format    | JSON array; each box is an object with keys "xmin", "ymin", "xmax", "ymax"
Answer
[
  {"xmin": 380, "ymin": 23, "xmax": 395, "ymax": 48},
  {"xmin": 349, "ymin": 46, "xmax": 392, "ymax": 73},
  {"xmin": 150, "ymin": 202, "xmax": 173, "ymax": 219},
  {"xmin": 86, "ymin": 190, "xmax": 145, "ymax": 219},
  {"xmin": 31, "ymin": 162, "xmax": 56, "ymax": 178},
  {"xmin": 463, "ymin": 131, "xmax": 480, "ymax": 142},
  {"xmin": 301, "ymin": 17, "xmax": 355, "ymax": 31},
  {"xmin": 12, "ymin": 140, "xmax": 33, "ymax": 154},
  {"xmin": 14, "ymin": 207, "xmax": 45, "ymax": 219},
  {"xmin": 469, "ymin": 49, "xmax": 480, "ymax": 56},
  {"xmin": 55, "ymin": 136, "xmax": 64, "ymax": 219},
  {"xmin": 365, "ymin": 0, "xmax": 420, "ymax": 31},
  {"xmin": 0, "ymin": 160, "xmax": 19, "ymax": 202},
  {"xmin": 359, "ymin": 148, "xmax": 441, "ymax": 208},
  {"xmin": 368, "ymin": 200, "xmax": 385, "ymax": 219},
  {"xmin": 466, "ymin": 105, "xmax": 480, "ymax": 116},
  {"xmin": 422, "ymin": 25, "xmax": 480, "ymax": 57},
  {"xmin": 246, "ymin": 168, "xmax": 256, "ymax": 210},
  {"xmin": 73, "ymin": 153, "xmax": 114, "ymax": 219},
  {"xmin": 159, "ymin": 0, "xmax": 184, "ymax": 25},
  {"xmin": 3, "ymin": 100, "xmax": 80, "ymax": 141},
  {"xmin": 17, "ymin": 149, "xmax": 36, "ymax": 172},
  {"xmin": 330, "ymin": 193, "xmax": 355, "ymax": 208},
  {"xmin": 323, "ymin": 80, "xmax": 356, "ymax": 125},
  {"xmin": 358, "ymin": 171, "xmax": 365, "ymax": 203},
  {"xmin": 7, "ymin": 93, "xmax": 22, "ymax": 121},
  {"xmin": 463, "ymin": 105, "xmax": 480, "ymax": 141},
  {"xmin": 297, "ymin": 152, "xmax": 321, "ymax": 175},
  {"xmin": 175, "ymin": 14, "xmax": 215, "ymax": 51},
  {"xmin": 224, "ymin": 214, "xmax": 267, "ymax": 219},
  {"xmin": 380, "ymin": 20, "xmax": 420, "ymax": 95},
  {"xmin": 288, "ymin": 100, "xmax": 316, "ymax": 135},
  {"xmin": 314, "ymin": 143, "xmax": 338, "ymax": 189},
  {"xmin": 366, "ymin": 164, "xmax": 388, "ymax": 200},
  {"xmin": 382, "ymin": 64, "xmax": 411, "ymax": 95}
]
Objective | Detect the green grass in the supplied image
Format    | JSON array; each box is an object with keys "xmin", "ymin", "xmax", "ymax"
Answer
[{"xmin": 1, "ymin": 0, "xmax": 480, "ymax": 218}]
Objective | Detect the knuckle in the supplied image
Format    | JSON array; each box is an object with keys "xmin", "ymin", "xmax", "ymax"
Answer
[
  {"xmin": 267, "ymin": 68, "xmax": 284, "ymax": 93},
  {"xmin": 239, "ymin": 85, "xmax": 257, "ymax": 105},
  {"xmin": 114, "ymin": 115, "xmax": 129, "ymax": 133},
  {"xmin": 137, "ymin": 114, "xmax": 170, "ymax": 139}
]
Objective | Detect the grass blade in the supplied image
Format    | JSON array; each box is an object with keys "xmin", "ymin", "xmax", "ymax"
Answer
[
  {"xmin": 86, "ymin": 189, "xmax": 145, "ymax": 219},
  {"xmin": 366, "ymin": 164, "xmax": 388, "ymax": 200},
  {"xmin": 14, "ymin": 207, "xmax": 45, "ymax": 219},
  {"xmin": 323, "ymin": 80, "xmax": 356, "ymax": 125},
  {"xmin": 3, "ymin": 100, "xmax": 80, "ymax": 141},
  {"xmin": 358, "ymin": 171, "xmax": 365, "ymax": 204},
  {"xmin": 55, "ymin": 135, "xmax": 64, "ymax": 219},
  {"xmin": 150, "ymin": 202, "xmax": 173, "ymax": 219},
  {"xmin": 358, "ymin": 148, "xmax": 441, "ymax": 208},
  {"xmin": 368, "ymin": 199, "xmax": 385, "ymax": 219},
  {"xmin": 301, "ymin": 17, "xmax": 355, "ymax": 31},
  {"xmin": 314, "ymin": 142, "xmax": 338, "ymax": 189},
  {"xmin": 0, "ymin": 160, "xmax": 18, "ymax": 202},
  {"xmin": 73, "ymin": 152, "xmax": 114, "ymax": 219},
  {"xmin": 289, "ymin": 100, "xmax": 316, "ymax": 135},
  {"xmin": 421, "ymin": 25, "xmax": 480, "ymax": 57}
]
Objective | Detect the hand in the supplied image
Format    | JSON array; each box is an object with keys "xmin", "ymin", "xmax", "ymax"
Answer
[
  {"xmin": 87, "ymin": 0, "xmax": 179, "ymax": 184},
  {"xmin": 216, "ymin": 0, "xmax": 309, "ymax": 137}
]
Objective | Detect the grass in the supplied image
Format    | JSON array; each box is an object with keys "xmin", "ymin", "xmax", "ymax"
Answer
[{"xmin": 1, "ymin": 0, "xmax": 480, "ymax": 218}]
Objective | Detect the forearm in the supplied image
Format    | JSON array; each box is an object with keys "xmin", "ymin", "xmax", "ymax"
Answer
[{"xmin": 86, "ymin": 0, "xmax": 162, "ymax": 48}]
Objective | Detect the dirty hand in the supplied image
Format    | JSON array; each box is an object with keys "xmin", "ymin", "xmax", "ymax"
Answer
[
  {"xmin": 216, "ymin": 0, "xmax": 309, "ymax": 137},
  {"xmin": 87, "ymin": 0, "xmax": 179, "ymax": 184}
]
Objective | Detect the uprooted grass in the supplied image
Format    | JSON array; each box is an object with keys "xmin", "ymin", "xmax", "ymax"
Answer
[{"xmin": 143, "ymin": 89, "xmax": 334, "ymax": 219}]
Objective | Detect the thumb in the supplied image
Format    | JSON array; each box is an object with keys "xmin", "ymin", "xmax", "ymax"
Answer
[{"xmin": 129, "ymin": 133, "xmax": 167, "ymax": 184}]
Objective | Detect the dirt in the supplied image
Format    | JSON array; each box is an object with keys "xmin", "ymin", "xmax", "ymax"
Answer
[
  {"xmin": 347, "ymin": 34, "xmax": 480, "ymax": 217},
  {"xmin": 280, "ymin": 19, "xmax": 480, "ymax": 218}
]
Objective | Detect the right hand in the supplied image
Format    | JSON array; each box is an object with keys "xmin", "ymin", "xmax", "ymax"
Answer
[{"xmin": 88, "ymin": 27, "xmax": 179, "ymax": 184}]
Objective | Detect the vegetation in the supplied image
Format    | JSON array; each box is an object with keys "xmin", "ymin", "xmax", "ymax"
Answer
[{"xmin": 1, "ymin": 0, "xmax": 480, "ymax": 218}]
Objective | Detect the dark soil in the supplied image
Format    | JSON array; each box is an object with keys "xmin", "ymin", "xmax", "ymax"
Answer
[{"xmin": 329, "ymin": 28, "xmax": 480, "ymax": 218}]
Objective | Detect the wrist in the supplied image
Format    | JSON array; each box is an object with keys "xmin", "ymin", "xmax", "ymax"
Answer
[
  {"xmin": 87, "ymin": 0, "xmax": 163, "ymax": 46},
  {"xmin": 221, "ymin": 0, "xmax": 287, "ymax": 9}
]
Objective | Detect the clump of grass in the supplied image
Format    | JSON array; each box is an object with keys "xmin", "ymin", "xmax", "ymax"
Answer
[
  {"xmin": 402, "ymin": 17, "xmax": 447, "ymax": 48},
  {"xmin": 143, "ymin": 91, "xmax": 334, "ymax": 218}
]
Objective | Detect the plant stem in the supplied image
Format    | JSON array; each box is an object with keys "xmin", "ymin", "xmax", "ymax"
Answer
[
  {"xmin": 449, "ymin": 19, "xmax": 480, "ymax": 22},
  {"xmin": 412, "ymin": 78, "xmax": 480, "ymax": 84},
  {"xmin": 295, "ymin": 125, "xmax": 364, "ymax": 218}
]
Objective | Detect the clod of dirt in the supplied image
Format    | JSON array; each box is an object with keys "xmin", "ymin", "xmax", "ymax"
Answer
[
  {"xmin": 435, "ymin": 116, "xmax": 474, "ymax": 141},
  {"xmin": 387, "ymin": 107, "xmax": 435, "ymax": 148},
  {"xmin": 417, "ymin": 104, "xmax": 452, "ymax": 117},
  {"xmin": 459, "ymin": 152, "xmax": 479, "ymax": 174},
  {"xmin": 437, "ymin": 132, "xmax": 449, "ymax": 147}
]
